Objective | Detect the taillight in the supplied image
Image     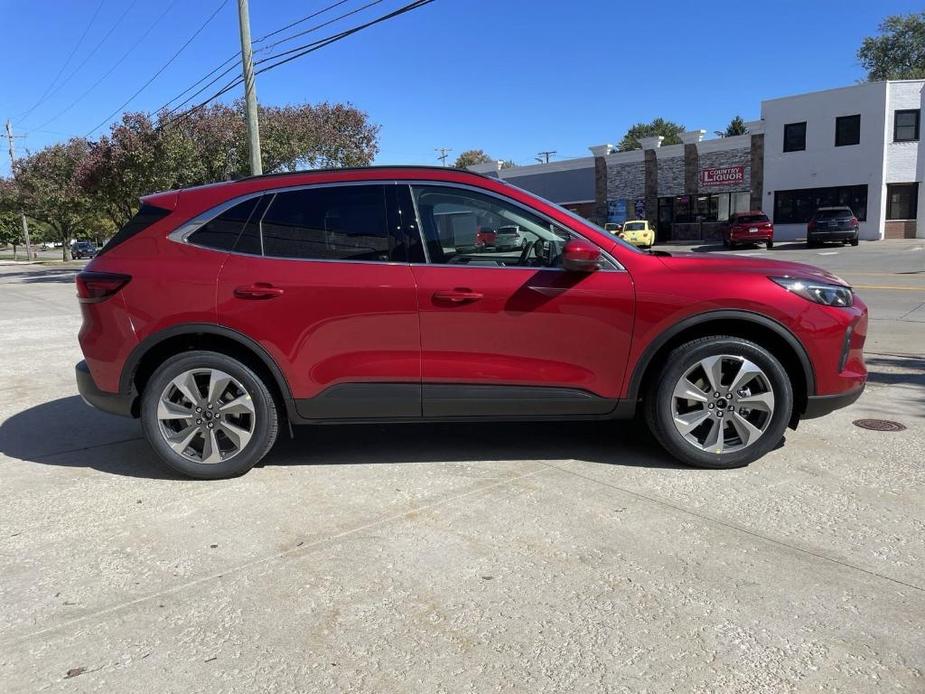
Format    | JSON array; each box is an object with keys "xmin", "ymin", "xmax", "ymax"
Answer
[
  {"xmin": 851, "ymin": 217, "xmax": 858, "ymax": 226},
  {"xmin": 808, "ymin": 221, "xmax": 816, "ymax": 232},
  {"xmin": 76, "ymin": 271, "xmax": 131, "ymax": 303}
]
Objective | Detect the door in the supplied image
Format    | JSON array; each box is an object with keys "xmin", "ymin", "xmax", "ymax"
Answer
[
  {"xmin": 404, "ymin": 184, "xmax": 635, "ymax": 418},
  {"xmin": 215, "ymin": 184, "xmax": 422, "ymax": 420}
]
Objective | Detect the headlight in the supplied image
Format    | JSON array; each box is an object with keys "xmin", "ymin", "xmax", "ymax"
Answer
[{"xmin": 770, "ymin": 276, "xmax": 853, "ymax": 307}]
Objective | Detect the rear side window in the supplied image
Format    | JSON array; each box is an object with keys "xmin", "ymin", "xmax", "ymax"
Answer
[
  {"xmin": 98, "ymin": 203, "xmax": 171, "ymax": 256},
  {"xmin": 261, "ymin": 185, "xmax": 391, "ymax": 262},
  {"xmin": 188, "ymin": 197, "xmax": 262, "ymax": 252}
]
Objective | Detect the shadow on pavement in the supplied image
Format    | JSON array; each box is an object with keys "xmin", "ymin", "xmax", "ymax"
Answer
[
  {"xmin": 0, "ymin": 395, "xmax": 688, "ymax": 479},
  {"xmin": 687, "ymin": 241, "xmax": 811, "ymax": 253},
  {"xmin": 0, "ymin": 268, "xmax": 81, "ymax": 284}
]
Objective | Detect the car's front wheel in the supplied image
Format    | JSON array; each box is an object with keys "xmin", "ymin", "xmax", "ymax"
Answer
[
  {"xmin": 140, "ymin": 351, "xmax": 279, "ymax": 479},
  {"xmin": 645, "ymin": 336, "xmax": 793, "ymax": 469}
]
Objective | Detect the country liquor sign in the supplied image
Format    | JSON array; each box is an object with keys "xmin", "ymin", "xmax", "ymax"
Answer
[{"xmin": 699, "ymin": 165, "xmax": 745, "ymax": 187}]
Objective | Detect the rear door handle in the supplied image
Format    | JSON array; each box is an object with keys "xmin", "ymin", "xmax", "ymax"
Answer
[
  {"xmin": 234, "ymin": 283, "xmax": 284, "ymax": 300},
  {"xmin": 433, "ymin": 289, "xmax": 484, "ymax": 304}
]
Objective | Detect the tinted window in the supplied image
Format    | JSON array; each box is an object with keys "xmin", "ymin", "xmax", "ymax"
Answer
[
  {"xmin": 783, "ymin": 122, "xmax": 806, "ymax": 152},
  {"xmin": 894, "ymin": 110, "xmax": 920, "ymax": 142},
  {"xmin": 189, "ymin": 197, "xmax": 261, "ymax": 252},
  {"xmin": 98, "ymin": 203, "xmax": 171, "ymax": 256},
  {"xmin": 814, "ymin": 209, "xmax": 853, "ymax": 221},
  {"xmin": 886, "ymin": 183, "xmax": 918, "ymax": 220},
  {"xmin": 733, "ymin": 214, "xmax": 769, "ymax": 224},
  {"xmin": 835, "ymin": 114, "xmax": 860, "ymax": 147},
  {"xmin": 261, "ymin": 186, "xmax": 391, "ymax": 262},
  {"xmin": 774, "ymin": 186, "xmax": 867, "ymax": 224}
]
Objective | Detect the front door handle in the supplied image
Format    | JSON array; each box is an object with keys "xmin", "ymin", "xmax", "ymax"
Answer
[
  {"xmin": 433, "ymin": 289, "xmax": 484, "ymax": 304},
  {"xmin": 234, "ymin": 283, "xmax": 284, "ymax": 300}
]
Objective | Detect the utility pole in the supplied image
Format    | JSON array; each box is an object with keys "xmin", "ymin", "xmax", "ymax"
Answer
[
  {"xmin": 237, "ymin": 0, "xmax": 262, "ymax": 175},
  {"xmin": 5, "ymin": 120, "xmax": 34, "ymax": 261},
  {"xmin": 435, "ymin": 147, "xmax": 452, "ymax": 167},
  {"xmin": 535, "ymin": 150, "xmax": 556, "ymax": 164}
]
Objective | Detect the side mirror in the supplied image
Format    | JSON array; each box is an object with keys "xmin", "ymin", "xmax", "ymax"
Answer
[{"xmin": 562, "ymin": 239, "xmax": 602, "ymax": 272}]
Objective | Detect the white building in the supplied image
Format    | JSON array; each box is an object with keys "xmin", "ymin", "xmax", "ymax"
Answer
[{"xmin": 762, "ymin": 80, "xmax": 923, "ymax": 241}]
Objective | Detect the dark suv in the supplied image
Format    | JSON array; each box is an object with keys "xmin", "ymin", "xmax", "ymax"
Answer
[
  {"xmin": 71, "ymin": 241, "xmax": 98, "ymax": 260},
  {"xmin": 75, "ymin": 167, "xmax": 867, "ymax": 479},
  {"xmin": 807, "ymin": 207, "xmax": 860, "ymax": 247}
]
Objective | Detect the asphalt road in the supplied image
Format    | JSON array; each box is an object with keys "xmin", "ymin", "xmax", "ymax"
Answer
[{"xmin": 0, "ymin": 241, "xmax": 922, "ymax": 692}]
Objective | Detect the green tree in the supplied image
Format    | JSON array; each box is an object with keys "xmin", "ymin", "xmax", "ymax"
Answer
[
  {"xmin": 617, "ymin": 118, "xmax": 685, "ymax": 151},
  {"xmin": 715, "ymin": 115, "xmax": 750, "ymax": 138},
  {"xmin": 454, "ymin": 149, "xmax": 493, "ymax": 168},
  {"xmin": 14, "ymin": 139, "xmax": 95, "ymax": 260},
  {"xmin": 858, "ymin": 12, "xmax": 925, "ymax": 80}
]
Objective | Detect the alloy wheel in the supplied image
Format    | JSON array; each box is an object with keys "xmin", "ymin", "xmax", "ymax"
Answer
[
  {"xmin": 671, "ymin": 355, "xmax": 775, "ymax": 454},
  {"xmin": 156, "ymin": 368, "xmax": 256, "ymax": 464}
]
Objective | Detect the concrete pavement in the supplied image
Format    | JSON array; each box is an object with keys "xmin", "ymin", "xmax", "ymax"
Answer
[{"xmin": 0, "ymin": 243, "xmax": 922, "ymax": 692}]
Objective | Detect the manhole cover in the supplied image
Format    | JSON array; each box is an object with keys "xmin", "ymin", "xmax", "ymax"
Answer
[{"xmin": 852, "ymin": 419, "xmax": 907, "ymax": 432}]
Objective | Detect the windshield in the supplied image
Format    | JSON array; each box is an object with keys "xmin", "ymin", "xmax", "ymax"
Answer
[{"xmin": 815, "ymin": 209, "xmax": 853, "ymax": 220}]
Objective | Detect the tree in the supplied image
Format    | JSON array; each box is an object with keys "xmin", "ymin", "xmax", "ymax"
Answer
[
  {"xmin": 0, "ymin": 180, "xmax": 23, "ymax": 258},
  {"xmin": 720, "ymin": 116, "xmax": 749, "ymax": 137},
  {"xmin": 14, "ymin": 139, "xmax": 95, "ymax": 260},
  {"xmin": 617, "ymin": 118, "xmax": 685, "ymax": 151},
  {"xmin": 454, "ymin": 149, "xmax": 493, "ymax": 168},
  {"xmin": 858, "ymin": 12, "xmax": 925, "ymax": 80}
]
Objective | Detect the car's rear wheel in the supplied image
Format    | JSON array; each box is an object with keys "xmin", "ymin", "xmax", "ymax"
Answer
[
  {"xmin": 850, "ymin": 237, "xmax": 859, "ymax": 247},
  {"xmin": 645, "ymin": 336, "xmax": 793, "ymax": 469},
  {"xmin": 140, "ymin": 351, "xmax": 279, "ymax": 479},
  {"xmin": 765, "ymin": 239, "xmax": 773, "ymax": 249}
]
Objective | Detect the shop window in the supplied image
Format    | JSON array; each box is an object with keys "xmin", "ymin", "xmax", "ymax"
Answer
[
  {"xmin": 783, "ymin": 122, "xmax": 806, "ymax": 152},
  {"xmin": 773, "ymin": 185, "xmax": 868, "ymax": 224},
  {"xmin": 886, "ymin": 183, "xmax": 919, "ymax": 220},
  {"xmin": 835, "ymin": 114, "xmax": 860, "ymax": 147},
  {"xmin": 894, "ymin": 110, "xmax": 920, "ymax": 142}
]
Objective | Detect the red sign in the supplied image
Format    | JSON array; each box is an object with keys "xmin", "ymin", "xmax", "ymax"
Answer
[{"xmin": 699, "ymin": 165, "xmax": 745, "ymax": 187}]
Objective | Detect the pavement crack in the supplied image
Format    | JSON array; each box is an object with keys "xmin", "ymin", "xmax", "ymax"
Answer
[
  {"xmin": 0, "ymin": 466, "xmax": 549, "ymax": 649},
  {"xmin": 540, "ymin": 461, "xmax": 925, "ymax": 594}
]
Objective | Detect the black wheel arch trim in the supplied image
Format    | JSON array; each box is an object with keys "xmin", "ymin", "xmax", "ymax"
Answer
[
  {"xmin": 119, "ymin": 323, "xmax": 297, "ymax": 419},
  {"xmin": 626, "ymin": 309, "xmax": 816, "ymax": 402}
]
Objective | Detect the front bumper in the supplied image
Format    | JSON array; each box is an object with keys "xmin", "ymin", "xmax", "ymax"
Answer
[
  {"xmin": 76, "ymin": 360, "xmax": 135, "ymax": 417},
  {"xmin": 803, "ymin": 382, "xmax": 865, "ymax": 419}
]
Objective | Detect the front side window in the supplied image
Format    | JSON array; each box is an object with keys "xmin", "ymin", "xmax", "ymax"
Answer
[
  {"xmin": 894, "ymin": 109, "xmax": 920, "ymax": 142},
  {"xmin": 886, "ymin": 183, "xmax": 919, "ymax": 220},
  {"xmin": 783, "ymin": 122, "xmax": 806, "ymax": 152},
  {"xmin": 261, "ymin": 185, "xmax": 391, "ymax": 262},
  {"xmin": 410, "ymin": 185, "xmax": 592, "ymax": 268},
  {"xmin": 835, "ymin": 114, "xmax": 861, "ymax": 147}
]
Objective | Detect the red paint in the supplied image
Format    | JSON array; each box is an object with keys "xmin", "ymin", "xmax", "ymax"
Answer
[{"xmin": 78, "ymin": 166, "xmax": 866, "ymax": 411}]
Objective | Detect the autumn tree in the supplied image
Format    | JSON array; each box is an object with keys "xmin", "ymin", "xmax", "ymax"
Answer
[
  {"xmin": 454, "ymin": 149, "xmax": 493, "ymax": 168},
  {"xmin": 14, "ymin": 139, "xmax": 95, "ymax": 260},
  {"xmin": 858, "ymin": 12, "xmax": 925, "ymax": 80}
]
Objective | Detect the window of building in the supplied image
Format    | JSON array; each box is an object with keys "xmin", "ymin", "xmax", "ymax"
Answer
[
  {"xmin": 773, "ymin": 185, "xmax": 868, "ymax": 224},
  {"xmin": 260, "ymin": 185, "xmax": 392, "ymax": 262},
  {"xmin": 886, "ymin": 183, "xmax": 919, "ymax": 220},
  {"xmin": 409, "ymin": 185, "xmax": 581, "ymax": 267},
  {"xmin": 783, "ymin": 122, "xmax": 806, "ymax": 152},
  {"xmin": 835, "ymin": 114, "xmax": 860, "ymax": 147},
  {"xmin": 894, "ymin": 109, "xmax": 920, "ymax": 142},
  {"xmin": 188, "ymin": 196, "xmax": 262, "ymax": 252}
]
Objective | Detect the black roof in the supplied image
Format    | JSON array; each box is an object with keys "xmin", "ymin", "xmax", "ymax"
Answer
[{"xmin": 239, "ymin": 164, "xmax": 491, "ymax": 182}]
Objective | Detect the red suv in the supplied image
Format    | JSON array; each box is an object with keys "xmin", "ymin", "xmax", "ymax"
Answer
[
  {"xmin": 724, "ymin": 211, "xmax": 774, "ymax": 250},
  {"xmin": 76, "ymin": 167, "xmax": 867, "ymax": 479}
]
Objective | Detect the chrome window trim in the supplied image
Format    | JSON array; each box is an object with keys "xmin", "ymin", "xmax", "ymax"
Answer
[{"xmin": 167, "ymin": 178, "xmax": 625, "ymax": 272}]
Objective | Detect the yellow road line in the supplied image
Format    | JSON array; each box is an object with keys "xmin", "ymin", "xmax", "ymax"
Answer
[{"xmin": 853, "ymin": 284, "xmax": 925, "ymax": 292}]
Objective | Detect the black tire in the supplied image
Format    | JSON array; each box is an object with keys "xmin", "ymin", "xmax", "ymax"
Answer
[
  {"xmin": 140, "ymin": 350, "xmax": 279, "ymax": 479},
  {"xmin": 765, "ymin": 239, "xmax": 773, "ymax": 250},
  {"xmin": 806, "ymin": 239, "xmax": 818, "ymax": 248},
  {"xmin": 850, "ymin": 237, "xmax": 859, "ymax": 247},
  {"xmin": 644, "ymin": 336, "xmax": 793, "ymax": 469}
]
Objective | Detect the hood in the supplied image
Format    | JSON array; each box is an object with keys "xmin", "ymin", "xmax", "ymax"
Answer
[{"xmin": 657, "ymin": 252, "xmax": 849, "ymax": 286}]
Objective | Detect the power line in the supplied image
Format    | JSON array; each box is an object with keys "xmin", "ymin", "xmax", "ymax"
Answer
[
  {"xmin": 83, "ymin": 0, "xmax": 231, "ymax": 137},
  {"xmin": 16, "ymin": 0, "xmax": 107, "ymax": 121},
  {"xmin": 159, "ymin": 0, "xmax": 437, "ymax": 132},
  {"xmin": 30, "ymin": 0, "xmax": 182, "ymax": 132},
  {"xmin": 156, "ymin": 0, "xmax": 384, "ymax": 117},
  {"xmin": 435, "ymin": 147, "xmax": 452, "ymax": 166},
  {"xmin": 535, "ymin": 150, "xmax": 556, "ymax": 164}
]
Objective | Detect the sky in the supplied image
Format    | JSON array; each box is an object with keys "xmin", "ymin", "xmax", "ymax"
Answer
[{"xmin": 1, "ymin": 0, "xmax": 922, "ymax": 176}]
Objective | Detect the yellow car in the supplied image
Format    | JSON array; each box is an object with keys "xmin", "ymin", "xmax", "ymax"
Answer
[{"xmin": 618, "ymin": 220, "xmax": 656, "ymax": 248}]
